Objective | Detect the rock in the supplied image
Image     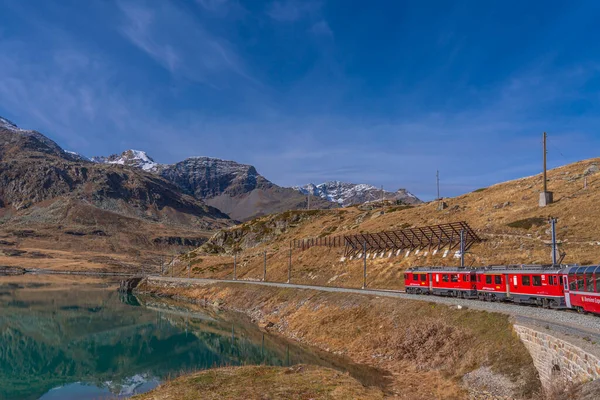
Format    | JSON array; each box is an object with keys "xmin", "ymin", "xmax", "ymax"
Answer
[
  {"xmin": 370, "ymin": 211, "xmax": 384, "ymax": 219},
  {"xmin": 584, "ymin": 164, "xmax": 599, "ymax": 176}
]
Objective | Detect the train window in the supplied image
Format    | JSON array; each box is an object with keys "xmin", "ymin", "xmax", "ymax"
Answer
[
  {"xmin": 463, "ymin": 274, "xmax": 470, "ymax": 282},
  {"xmin": 413, "ymin": 274, "xmax": 418, "ymax": 281},
  {"xmin": 494, "ymin": 275, "xmax": 502, "ymax": 285},
  {"xmin": 570, "ymin": 278, "xmax": 577, "ymax": 291},
  {"xmin": 533, "ymin": 276, "xmax": 542, "ymax": 286},
  {"xmin": 559, "ymin": 276, "xmax": 563, "ymax": 286},
  {"xmin": 577, "ymin": 276, "xmax": 585, "ymax": 291},
  {"xmin": 595, "ymin": 275, "xmax": 600, "ymax": 293},
  {"xmin": 451, "ymin": 275, "xmax": 459, "ymax": 282},
  {"xmin": 485, "ymin": 275, "xmax": 492, "ymax": 284},
  {"xmin": 587, "ymin": 273, "xmax": 594, "ymax": 292},
  {"xmin": 420, "ymin": 274, "xmax": 427, "ymax": 282},
  {"xmin": 522, "ymin": 276, "xmax": 530, "ymax": 286},
  {"xmin": 442, "ymin": 274, "xmax": 449, "ymax": 282}
]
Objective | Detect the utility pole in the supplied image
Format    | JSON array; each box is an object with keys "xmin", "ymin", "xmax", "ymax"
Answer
[
  {"xmin": 381, "ymin": 185, "xmax": 384, "ymax": 203},
  {"xmin": 540, "ymin": 132, "xmax": 554, "ymax": 206},
  {"xmin": 233, "ymin": 252, "xmax": 237, "ymax": 280},
  {"xmin": 287, "ymin": 244, "xmax": 292, "ymax": 283},
  {"xmin": 550, "ymin": 217, "xmax": 558, "ymax": 265},
  {"xmin": 263, "ymin": 251, "xmax": 267, "ymax": 281},
  {"xmin": 436, "ymin": 170, "xmax": 446, "ymax": 210},
  {"xmin": 362, "ymin": 241, "xmax": 367, "ymax": 289},
  {"xmin": 460, "ymin": 230, "xmax": 465, "ymax": 268},
  {"xmin": 436, "ymin": 170, "xmax": 440, "ymax": 201}
]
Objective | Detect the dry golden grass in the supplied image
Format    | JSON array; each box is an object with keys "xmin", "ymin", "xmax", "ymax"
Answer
[
  {"xmin": 137, "ymin": 280, "xmax": 541, "ymax": 399},
  {"xmin": 132, "ymin": 365, "xmax": 385, "ymax": 400},
  {"xmin": 175, "ymin": 157, "xmax": 600, "ymax": 290}
]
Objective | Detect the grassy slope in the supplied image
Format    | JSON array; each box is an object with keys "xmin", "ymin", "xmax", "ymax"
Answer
[
  {"xmin": 173, "ymin": 157, "xmax": 600, "ymax": 290},
  {"xmin": 133, "ymin": 365, "xmax": 385, "ymax": 400},
  {"xmin": 136, "ymin": 280, "xmax": 540, "ymax": 399}
]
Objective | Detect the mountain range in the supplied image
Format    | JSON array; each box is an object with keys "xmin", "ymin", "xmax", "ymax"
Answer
[
  {"xmin": 89, "ymin": 150, "xmax": 421, "ymax": 220},
  {"xmin": 0, "ymin": 116, "xmax": 420, "ymax": 266},
  {"xmin": 90, "ymin": 149, "xmax": 334, "ymax": 221},
  {"xmin": 293, "ymin": 181, "xmax": 421, "ymax": 207}
]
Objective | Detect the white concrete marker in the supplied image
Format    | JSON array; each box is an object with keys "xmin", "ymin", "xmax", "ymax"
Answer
[
  {"xmin": 442, "ymin": 250, "xmax": 449, "ymax": 258},
  {"xmin": 396, "ymin": 249, "xmax": 402, "ymax": 256},
  {"xmin": 340, "ymin": 257, "xmax": 346, "ymax": 262},
  {"xmin": 432, "ymin": 249, "xmax": 438, "ymax": 255}
]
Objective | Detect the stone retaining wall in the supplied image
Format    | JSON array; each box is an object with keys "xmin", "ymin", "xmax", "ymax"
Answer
[{"xmin": 514, "ymin": 325, "xmax": 600, "ymax": 390}]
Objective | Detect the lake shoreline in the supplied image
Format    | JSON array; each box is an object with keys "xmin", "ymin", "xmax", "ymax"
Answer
[{"xmin": 134, "ymin": 277, "xmax": 542, "ymax": 400}]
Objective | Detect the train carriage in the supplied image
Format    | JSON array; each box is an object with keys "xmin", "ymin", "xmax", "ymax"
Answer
[
  {"xmin": 404, "ymin": 270, "xmax": 430, "ymax": 294},
  {"xmin": 475, "ymin": 265, "xmax": 565, "ymax": 307},
  {"xmin": 562, "ymin": 265, "xmax": 600, "ymax": 314},
  {"xmin": 405, "ymin": 267, "xmax": 477, "ymax": 298}
]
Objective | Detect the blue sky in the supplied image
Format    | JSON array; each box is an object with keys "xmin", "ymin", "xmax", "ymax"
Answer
[{"xmin": 1, "ymin": 0, "xmax": 600, "ymax": 200}]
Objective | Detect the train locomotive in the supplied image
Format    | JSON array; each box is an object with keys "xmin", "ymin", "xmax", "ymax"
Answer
[{"xmin": 405, "ymin": 264, "xmax": 600, "ymax": 315}]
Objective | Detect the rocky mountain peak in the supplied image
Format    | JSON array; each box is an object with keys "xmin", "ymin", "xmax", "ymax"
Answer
[
  {"xmin": 0, "ymin": 116, "xmax": 20, "ymax": 131},
  {"xmin": 92, "ymin": 149, "xmax": 158, "ymax": 171},
  {"xmin": 294, "ymin": 181, "xmax": 421, "ymax": 207}
]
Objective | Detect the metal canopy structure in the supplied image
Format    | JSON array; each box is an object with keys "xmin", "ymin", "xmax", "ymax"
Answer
[{"xmin": 342, "ymin": 221, "xmax": 481, "ymax": 258}]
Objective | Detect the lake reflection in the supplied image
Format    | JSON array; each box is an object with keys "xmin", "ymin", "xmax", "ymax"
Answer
[{"xmin": 0, "ymin": 277, "xmax": 342, "ymax": 400}]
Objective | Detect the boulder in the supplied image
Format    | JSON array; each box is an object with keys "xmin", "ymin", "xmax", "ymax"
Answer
[{"xmin": 584, "ymin": 164, "xmax": 599, "ymax": 176}]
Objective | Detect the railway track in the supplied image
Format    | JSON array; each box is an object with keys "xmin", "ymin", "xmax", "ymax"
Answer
[{"xmin": 145, "ymin": 276, "xmax": 600, "ymax": 339}]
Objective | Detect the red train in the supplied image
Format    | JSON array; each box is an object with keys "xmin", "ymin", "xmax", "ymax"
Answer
[{"xmin": 404, "ymin": 264, "xmax": 600, "ymax": 315}]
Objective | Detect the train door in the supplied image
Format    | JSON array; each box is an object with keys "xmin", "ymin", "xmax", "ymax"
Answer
[
  {"xmin": 505, "ymin": 274, "xmax": 511, "ymax": 298},
  {"xmin": 428, "ymin": 273, "xmax": 433, "ymax": 292},
  {"xmin": 563, "ymin": 273, "xmax": 571, "ymax": 308}
]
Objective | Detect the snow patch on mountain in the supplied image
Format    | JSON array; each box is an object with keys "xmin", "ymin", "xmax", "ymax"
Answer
[
  {"xmin": 294, "ymin": 181, "xmax": 420, "ymax": 207},
  {"xmin": 92, "ymin": 149, "xmax": 158, "ymax": 171},
  {"xmin": 0, "ymin": 116, "xmax": 26, "ymax": 132},
  {"xmin": 63, "ymin": 150, "xmax": 90, "ymax": 161}
]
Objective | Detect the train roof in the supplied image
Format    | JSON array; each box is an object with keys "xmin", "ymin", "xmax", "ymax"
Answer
[
  {"xmin": 561, "ymin": 265, "xmax": 600, "ymax": 274},
  {"xmin": 407, "ymin": 264, "xmax": 578, "ymax": 274}
]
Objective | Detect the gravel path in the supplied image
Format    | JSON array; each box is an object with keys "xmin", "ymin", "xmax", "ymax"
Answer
[{"xmin": 147, "ymin": 276, "xmax": 600, "ymax": 342}]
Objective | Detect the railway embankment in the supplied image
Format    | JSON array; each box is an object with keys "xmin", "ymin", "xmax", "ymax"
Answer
[{"xmin": 135, "ymin": 277, "xmax": 541, "ymax": 399}]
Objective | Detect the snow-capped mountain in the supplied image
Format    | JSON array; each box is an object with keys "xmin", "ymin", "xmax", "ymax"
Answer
[
  {"xmin": 0, "ymin": 116, "xmax": 22, "ymax": 132},
  {"xmin": 1, "ymin": 116, "xmax": 89, "ymax": 162},
  {"xmin": 294, "ymin": 181, "xmax": 421, "ymax": 207},
  {"xmin": 92, "ymin": 149, "xmax": 158, "ymax": 171},
  {"xmin": 90, "ymin": 152, "xmax": 333, "ymax": 220}
]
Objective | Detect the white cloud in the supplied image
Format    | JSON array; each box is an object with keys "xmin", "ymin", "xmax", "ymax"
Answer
[
  {"xmin": 267, "ymin": 0, "xmax": 320, "ymax": 22},
  {"xmin": 309, "ymin": 20, "xmax": 333, "ymax": 37},
  {"xmin": 117, "ymin": 0, "xmax": 254, "ymax": 87}
]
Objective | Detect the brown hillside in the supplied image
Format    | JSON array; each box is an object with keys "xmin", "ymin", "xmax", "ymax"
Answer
[
  {"xmin": 171, "ymin": 157, "xmax": 600, "ymax": 290},
  {"xmin": 0, "ymin": 124, "xmax": 232, "ymax": 272}
]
